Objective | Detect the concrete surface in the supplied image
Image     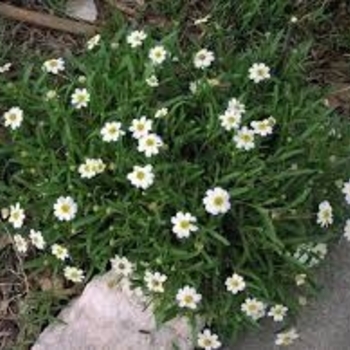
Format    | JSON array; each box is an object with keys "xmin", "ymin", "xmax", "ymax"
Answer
[{"xmin": 229, "ymin": 240, "xmax": 350, "ymax": 350}]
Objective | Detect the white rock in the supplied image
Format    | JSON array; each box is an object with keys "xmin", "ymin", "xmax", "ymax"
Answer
[
  {"xmin": 32, "ymin": 271, "xmax": 197, "ymax": 350},
  {"xmin": 66, "ymin": 0, "xmax": 98, "ymax": 22}
]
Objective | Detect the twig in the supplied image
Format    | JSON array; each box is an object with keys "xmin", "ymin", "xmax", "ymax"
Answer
[
  {"xmin": 0, "ymin": 3, "xmax": 98, "ymax": 35},
  {"xmin": 105, "ymin": 0, "xmax": 137, "ymax": 17}
]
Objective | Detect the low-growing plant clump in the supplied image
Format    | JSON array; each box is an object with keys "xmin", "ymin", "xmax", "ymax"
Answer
[{"xmin": 1, "ymin": 8, "xmax": 350, "ymax": 349}]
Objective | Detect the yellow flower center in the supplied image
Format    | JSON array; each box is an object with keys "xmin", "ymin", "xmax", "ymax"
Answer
[
  {"xmin": 203, "ymin": 339, "xmax": 212, "ymax": 346},
  {"xmin": 184, "ymin": 295, "xmax": 194, "ymax": 304},
  {"xmin": 180, "ymin": 220, "xmax": 190, "ymax": 229},
  {"xmin": 146, "ymin": 139, "xmax": 155, "ymax": 147},
  {"xmin": 9, "ymin": 114, "xmax": 17, "ymax": 121},
  {"xmin": 136, "ymin": 171, "xmax": 145, "ymax": 180},
  {"xmin": 60, "ymin": 204, "xmax": 71, "ymax": 213},
  {"xmin": 214, "ymin": 196, "xmax": 224, "ymax": 206},
  {"xmin": 241, "ymin": 134, "xmax": 252, "ymax": 142}
]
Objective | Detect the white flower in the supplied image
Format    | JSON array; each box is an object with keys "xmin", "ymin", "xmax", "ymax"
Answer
[
  {"xmin": 154, "ymin": 107, "xmax": 168, "ymax": 119},
  {"xmin": 194, "ymin": 49, "xmax": 215, "ymax": 69},
  {"xmin": 194, "ymin": 15, "xmax": 211, "ymax": 25},
  {"xmin": 290, "ymin": 16, "xmax": 298, "ymax": 23},
  {"xmin": 171, "ymin": 212, "xmax": 198, "ymax": 239},
  {"xmin": 225, "ymin": 273, "xmax": 246, "ymax": 294},
  {"xmin": 3, "ymin": 107, "xmax": 24, "ymax": 130},
  {"xmin": 42, "ymin": 58, "xmax": 65, "ymax": 74},
  {"xmin": 149, "ymin": 45, "xmax": 167, "ymax": 65},
  {"xmin": 144, "ymin": 271, "xmax": 167, "ymax": 293},
  {"xmin": 1, "ymin": 208, "xmax": 9, "ymax": 219},
  {"xmin": 341, "ymin": 180, "xmax": 350, "ymax": 204},
  {"xmin": 78, "ymin": 75, "xmax": 87, "ymax": 84},
  {"xmin": 101, "ymin": 121, "xmax": 125, "ymax": 142},
  {"xmin": 53, "ymin": 196, "xmax": 78, "ymax": 221},
  {"xmin": 189, "ymin": 80, "xmax": 200, "ymax": 94},
  {"xmin": 127, "ymin": 165, "xmax": 155, "ymax": 190},
  {"xmin": 137, "ymin": 133, "xmax": 163, "ymax": 157},
  {"xmin": 8, "ymin": 203, "xmax": 25, "ymax": 229},
  {"xmin": 129, "ymin": 116, "xmax": 153, "ymax": 139},
  {"xmin": 71, "ymin": 88, "xmax": 90, "ymax": 109},
  {"xmin": 241, "ymin": 297, "xmax": 266, "ymax": 321},
  {"xmin": 275, "ymin": 328, "xmax": 299, "ymax": 346},
  {"xmin": 344, "ymin": 219, "xmax": 350, "ymax": 241},
  {"xmin": 293, "ymin": 243, "xmax": 328, "ymax": 267},
  {"xmin": 227, "ymin": 98, "xmax": 246, "ymax": 115},
  {"xmin": 295, "ymin": 273, "xmax": 307, "ymax": 286},
  {"xmin": 176, "ymin": 285, "xmax": 202, "ymax": 310},
  {"xmin": 110, "ymin": 255, "xmax": 134, "ymax": 277},
  {"xmin": 87, "ymin": 34, "xmax": 101, "ymax": 50},
  {"xmin": 197, "ymin": 329, "xmax": 222, "ymax": 350},
  {"xmin": 251, "ymin": 119, "xmax": 274, "ymax": 136},
  {"xmin": 13, "ymin": 234, "xmax": 28, "ymax": 253},
  {"xmin": 45, "ymin": 90, "xmax": 57, "ymax": 100},
  {"xmin": 203, "ymin": 187, "xmax": 231, "ymax": 215},
  {"xmin": 146, "ymin": 75, "xmax": 159, "ymax": 87},
  {"xmin": 78, "ymin": 158, "xmax": 106, "ymax": 179},
  {"xmin": 0, "ymin": 62, "xmax": 12, "ymax": 73},
  {"xmin": 219, "ymin": 110, "xmax": 242, "ymax": 131},
  {"xmin": 127, "ymin": 30, "xmax": 147, "ymax": 48},
  {"xmin": 233, "ymin": 126, "xmax": 255, "ymax": 150},
  {"xmin": 249, "ymin": 62, "xmax": 271, "ymax": 83},
  {"xmin": 316, "ymin": 200, "xmax": 333, "ymax": 227},
  {"xmin": 64, "ymin": 266, "xmax": 85, "ymax": 283},
  {"xmin": 267, "ymin": 304, "xmax": 288, "ymax": 322},
  {"xmin": 51, "ymin": 243, "xmax": 69, "ymax": 260},
  {"xmin": 29, "ymin": 229, "xmax": 46, "ymax": 250}
]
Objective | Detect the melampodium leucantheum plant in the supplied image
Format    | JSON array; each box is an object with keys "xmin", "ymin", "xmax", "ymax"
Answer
[{"xmin": 1, "ymin": 16, "xmax": 350, "ymax": 349}]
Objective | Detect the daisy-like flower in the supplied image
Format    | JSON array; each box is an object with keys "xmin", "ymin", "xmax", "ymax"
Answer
[
  {"xmin": 176, "ymin": 285, "xmax": 202, "ymax": 310},
  {"xmin": 149, "ymin": 45, "xmax": 167, "ymax": 65},
  {"xmin": 110, "ymin": 255, "xmax": 134, "ymax": 277},
  {"xmin": 127, "ymin": 164, "xmax": 155, "ymax": 190},
  {"xmin": 0, "ymin": 62, "xmax": 12, "ymax": 73},
  {"xmin": 343, "ymin": 219, "xmax": 350, "ymax": 241},
  {"xmin": 225, "ymin": 273, "xmax": 246, "ymax": 294},
  {"xmin": 275, "ymin": 328, "xmax": 299, "ymax": 346},
  {"xmin": 144, "ymin": 271, "xmax": 167, "ymax": 293},
  {"xmin": 29, "ymin": 229, "xmax": 46, "ymax": 250},
  {"xmin": 227, "ymin": 98, "xmax": 246, "ymax": 115},
  {"xmin": 64, "ymin": 266, "xmax": 85, "ymax": 283},
  {"xmin": 316, "ymin": 200, "xmax": 333, "ymax": 227},
  {"xmin": 293, "ymin": 242, "xmax": 328, "ymax": 267},
  {"xmin": 145, "ymin": 75, "xmax": 159, "ymax": 87},
  {"xmin": 219, "ymin": 110, "xmax": 242, "ymax": 131},
  {"xmin": 126, "ymin": 30, "xmax": 147, "ymax": 48},
  {"xmin": 8, "ymin": 203, "xmax": 25, "ymax": 229},
  {"xmin": 13, "ymin": 234, "xmax": 28, "ymax": 253},
  {"xmin": 137, "ymin": 133, "xmax": 163, "ymax": 157},
  {"xmin": 233, "ymin": 126, "xmax": 255, "ymax": 151},
  {"xmin": 241, "ymin": 297, "xmax": 266, "ymax": 321},
  {"xmin": 171, "ymin": 212, "xmax": 198, "ymax": 239},
  {"xmin": 295, "ymin": 273, "xmax": 307, "ymax": 286},
  {"xmin": 87, "ymin": 34, "xmax": 101, "ymax": 50},
  {"xmin": 189, "ymin": 80, "xmax": 200, "ymax": 94},
  {"xmin": 101, "ymin": 121, "xmax": 125, "ymax": 142},
  {"xmin": 78, "ymin": 158, "xmax": 106, "ymax": 179},
  {"xmin": 42, "ymin": 58, "xmax": 65, "ymax": 74},
  {"xmin": 203, "ymin": 187, "xmax": 231, "ymax": 215},
  {"xmin": 45, "ymin": 90, "xmax": 57, "ymax": 101},
  {"xmin": 268, "ymin": 304, "xmax": 288, "ymax": 322},
  {"xmin": 154, "ymin": 107, "xmax": 168, "ymax": 119},
  {"xmin": 3, "ymin": 107, "xmax": 24, "ymax": 130},
  {"xmin": 194, "ymin": 49, "xmax": 215, "ymax": 69},
  {"xmin": 71, "ymin": 88, "xmax": 90, "ymax": 109},
  {"xmin": 197, "ymin": 329, "xmax": 222, "ymax": 350},
  {"xmin": 251, "ymin": 119, "xmax": 274, "ymax": 136},
  {"xmin": 341, "ymin": 179, "xmax": 350, "ymax": 204},
  {"xmin": 53, "ymin": 196, "xmax": 78, "ymax": 222},
  {"xmin": 249, "ymin": 62, "xmax": 271, "ymax": 83},
  {"xmin": 129, "ymin": 116, "xmax": 153, "ymax": 139},
  {"xmin": 51, "ymin": 243, "xmax": 69, "ymax": 261}
]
